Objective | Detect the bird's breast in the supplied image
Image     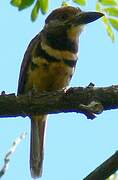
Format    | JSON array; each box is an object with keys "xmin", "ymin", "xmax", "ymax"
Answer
[{"xmin": 26, "ymin": 57, "xmax": 75, "ymax": 92}]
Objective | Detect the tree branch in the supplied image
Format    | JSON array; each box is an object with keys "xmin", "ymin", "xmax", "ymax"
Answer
[
  {"xmin": 83, "ymin": 151, "xmax": 118, "ymax": 180},
  {"xmin": 0, "ymin": 85, "xmax": 118, "ymax": 119}
]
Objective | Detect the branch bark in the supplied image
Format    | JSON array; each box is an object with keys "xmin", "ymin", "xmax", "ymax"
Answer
[
  {"xmin": 84, "ymin": 151, "xmax": 118, "ymax": 180},
  {"xmin": 0, "ymin": 85, "xmax": 118, "ymax": 119}
]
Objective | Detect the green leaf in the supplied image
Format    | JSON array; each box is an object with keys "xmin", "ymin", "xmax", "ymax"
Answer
[
  {"xmin": 109, "ymin": 17, "xmax": 118, "ymax": 30},
  {"xmin": 11, "ymin": 0, "xmax": 21, "ymax": 7},
  {"xmin": 102, "ymin": 16, "xmax": 115, "ymax": 42},
  {"xmin": 96, "ymin": 2, "xmax": 116, "ymax": 41},
  {"xmin": 73, "ymin": 0, "xmax": 87, "ymax": 6},
  {"xmin": 104, "ymin": 7, "xmax": 118, "ymax": 17},
  {"xmin": 96, "ymin": 2, "xmax": 102, "ymax": 11},
  {"xmin": 11, "ymin": 0, "xmax": 35, "ymax": 10},
  {"xmin": 31, "ymin": 0, "xmax": 40, "ymax": 21},
  {"xmin": 19, "ymin": 0, "xmax": 35, "ymax": 10},
  {"xmin": 62, "ymin": 1, "xmax": 70, "ymax": 6},
  {"xmin": 40, "ymin": 0, "xmax": 49, "ymax": 14},
  {"xmin": 99, "ymin": 0, "xmax": 118, "ymax": 6}
]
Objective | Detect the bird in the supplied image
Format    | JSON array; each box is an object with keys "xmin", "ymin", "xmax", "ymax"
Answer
[{"xmin": 17, "ymin": 6, "xmax": 104, "ymax": 178}]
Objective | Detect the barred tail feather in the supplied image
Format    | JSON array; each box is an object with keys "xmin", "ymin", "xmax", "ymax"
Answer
[{"xmin": 30, "ymin": 115, "xmax": 47, "ymax": 178}]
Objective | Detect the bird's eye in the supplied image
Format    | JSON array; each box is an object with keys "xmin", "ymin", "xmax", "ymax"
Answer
[{"xmin": 59, "ymin": 14, "xmax": 68, "ymax": 20}]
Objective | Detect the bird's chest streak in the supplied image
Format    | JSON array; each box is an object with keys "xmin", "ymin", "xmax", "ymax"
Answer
[
  {"xmin": 25, "ymin": 50, "xmax": 77, "ymax": 92},
  {"xmin": 26, "ymin": 58, "xmax": 75, "ymax": 92}
]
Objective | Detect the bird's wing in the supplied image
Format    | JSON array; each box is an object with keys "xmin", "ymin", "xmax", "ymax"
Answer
[{"xmin": 17, "ymin": 33, "xmax": 40, "ymax": 94}]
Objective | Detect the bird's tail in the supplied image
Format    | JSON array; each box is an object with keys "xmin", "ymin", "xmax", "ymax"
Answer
[{"xmin": 30, "ymin": 115, "xmax": 47, "ymax": 178}]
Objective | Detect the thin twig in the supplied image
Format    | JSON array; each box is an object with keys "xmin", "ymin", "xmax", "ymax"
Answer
[{"xmin": 0, "ymin": 132, "xmax": 27, "ymax": 178}]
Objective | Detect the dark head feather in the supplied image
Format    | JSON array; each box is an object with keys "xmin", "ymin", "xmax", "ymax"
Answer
[{"xmin": 45, "ymin": 6, "xmax": 82, "ymax": 24}]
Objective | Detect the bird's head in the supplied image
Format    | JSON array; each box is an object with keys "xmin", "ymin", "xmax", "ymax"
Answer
[{"xmin": 41, "ymin": 6, "xmax": 104, "ymax": 52}]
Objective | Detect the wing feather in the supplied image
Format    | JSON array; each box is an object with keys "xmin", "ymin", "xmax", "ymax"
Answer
[{"xmin": 17, "ymin": 33, "xmax": 40, "ymax": 94}]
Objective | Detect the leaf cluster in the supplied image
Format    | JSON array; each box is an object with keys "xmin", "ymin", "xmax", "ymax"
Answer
[
  {"xmin": 96, "ymin": 0, "xmax": 118, "ymax": 42},
  {"xmin": 11, "ymin": 0, "xmax": 49, "ymax": 21}
]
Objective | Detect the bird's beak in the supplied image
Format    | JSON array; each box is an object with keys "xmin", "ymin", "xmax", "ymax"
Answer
[{"xmin": 71, "ymin": 11, "xmax": 104, "ymax": 26}]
